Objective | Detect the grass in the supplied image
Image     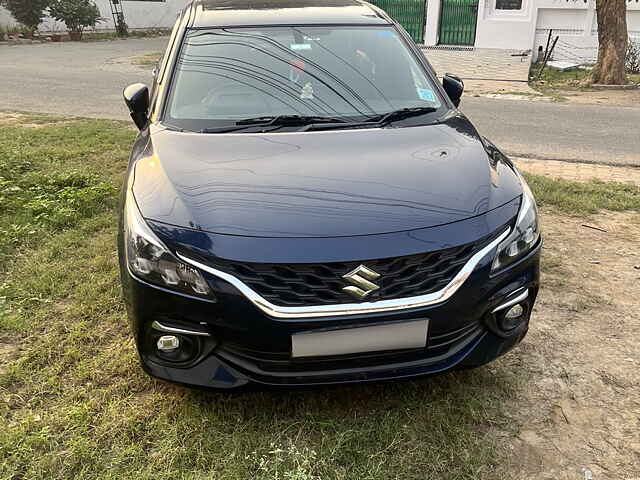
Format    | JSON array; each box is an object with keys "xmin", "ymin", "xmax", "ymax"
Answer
[
  {"xmin": 531, "ymin": 67, "xmax": 640, "ymax": 94},
  {"xmin": 533, "ymin": 67, "xmax": 591, "ymax": 87},
  {"xmin": 0, "ymin": 114, "xmax": 132, "ymax": 268},
  {"xmin": 530, "ymin": 66, "xmax": 640, "ymax": 104},
  {"xmin": 79, "ymin": 29, "xmax": 170, "ymax": 42},
  {"xmin": 1, "ymin": 114, "xmax": 637, "ymax": 479},
  {"xmin": 523, "ymin": 173, "xmax": 640, "ymax": 215},
  {"xmin": 134, "ymin": 52, "xmax": 162, "ymax": 68},
  {"xmin": 0, "ymin": 114, "xmax": 515, "ymax": 479}
]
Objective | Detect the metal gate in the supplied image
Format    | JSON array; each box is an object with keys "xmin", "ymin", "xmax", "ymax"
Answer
[
  {"xmin": 369, "ymin": 0, "xmax": 427, "ymax": 44},
  {"xmin": 439, "ymin": 0, "xmax": 479, "ymax": 46}
]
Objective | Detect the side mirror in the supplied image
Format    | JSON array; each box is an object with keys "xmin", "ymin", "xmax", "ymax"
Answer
[
  {"xmin": 123, "ymin": 83, "xmax": 149, "ymax": 130},
  {"xmin": 442, "ymin": 74, "xmax": 464, "ymax": 107}
]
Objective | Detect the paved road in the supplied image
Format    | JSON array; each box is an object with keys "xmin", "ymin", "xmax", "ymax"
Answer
[
  {"xmin": 2, "ymin": 38, "xmax": 639, "ymax": 166},
  {"xmin": 462, "ymin": 98, "xmax": 640, "ymax": 166},
  {"xmin": 1, "ymin": 37, "xmax": 167, "ymax": 120}
]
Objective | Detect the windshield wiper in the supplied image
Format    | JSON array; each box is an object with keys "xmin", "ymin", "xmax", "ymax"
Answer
[
  {"xmin": 366, "ymin": 107, "xmax": 439, "ymax": 127},
  {"xmin": 199, "ymin": 108, "xmax": 439, "ymax": 134},
  {"xmin": 302, "ymin": 107, "xmax": 440, "ymax": 132},
  {"xmin": 200, "ymin": 115, "xmax": 348, "ymax": 134},
  {"xmin": 236, "ymin": 115, "xmax": 348, "ymax": 126}
]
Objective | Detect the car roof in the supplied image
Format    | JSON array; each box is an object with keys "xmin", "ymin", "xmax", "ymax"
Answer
[{"xmin": 190, "ymin": 0, "xmax": 392, "ymax": 28}]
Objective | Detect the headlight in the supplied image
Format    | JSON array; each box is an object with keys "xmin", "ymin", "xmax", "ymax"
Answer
[
  {"xmin": 492, "ymin": 174, "xmax": 540, "ymax": 272},
  {"xmin": 124, "ymin": 190, "xmax": 214, "ymax": 299}
]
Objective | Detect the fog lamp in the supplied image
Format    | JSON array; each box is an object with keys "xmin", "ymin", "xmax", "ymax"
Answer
[
  {"xmin": 498, "ymin": 304, "xmax": 527, "ymax": 331},
  {"xmin": 157, "ymin": 335, "xmax": 180, "ymax": 352},
  {"xmin": 505, "ymin": 304, "xmax": 524, "ymax": 319}
]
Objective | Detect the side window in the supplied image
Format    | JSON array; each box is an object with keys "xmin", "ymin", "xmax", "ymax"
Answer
[
  {"xmin": 495, "ymin": 0, "xmax": 523, "ymax": 10},
  {"xmin": 158, "ymin": 14, "xmax": 182, "ymax": 83}
]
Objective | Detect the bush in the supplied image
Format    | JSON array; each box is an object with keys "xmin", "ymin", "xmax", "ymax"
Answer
[
  {"xmin": 0, "ymin": 0, "xmax": 50, "ymax": 34},
  {"xmin": 626, "ymin": 39, "xmax": 640, "ymax": 75},
  {"xmin": 48, "ymin": 0, "xmax": 103, "ymax": 38}
]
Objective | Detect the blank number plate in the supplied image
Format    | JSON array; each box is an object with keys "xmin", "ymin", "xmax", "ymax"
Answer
[{"xmin": 291, "ymin": 319, "xmax": 429, "ymax": 358}]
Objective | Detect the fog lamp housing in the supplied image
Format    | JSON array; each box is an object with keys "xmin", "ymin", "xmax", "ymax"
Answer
[
  {"xmin": 142, "ymin": 320, "xmax": 218, "ymax": 368},
  {"xmin": 497, "ymin": 303, "xmax": 528, "ymax": 331},
  {"xmin": 484, "ymin": 289, "xmax": 532, "ymax": 337},
  {"xmin": 153, "ymin": 333, "xmax": 197, "ymax": 363}
]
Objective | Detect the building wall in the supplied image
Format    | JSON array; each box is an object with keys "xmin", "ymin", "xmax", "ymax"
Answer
[
  {"xmin": 424, "ymin": 0, "xmax": 640, "ymax": 58},
  {"xmin": 534, "ymin": 0, "xmax": 640, "ymax": 63},
  {"xmin": 424, "ymin": 0, "xmax": 535, "ymax": 49},
  {"xmin": 0, "ymin": 0, "xmax": 190, "ymax": 32},
  {"xmin": 474, "ymin": 0, "xmax": 536, "ymax": 50}
]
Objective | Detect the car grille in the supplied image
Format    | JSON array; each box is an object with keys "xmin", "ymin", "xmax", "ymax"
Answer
[
  {"xmin": 203, "ymin": 231, "xmax": 499, "ymax": 307},
  {"xmin": 217, "ymin": 321, "xmax": 484, "ymax": 379}
]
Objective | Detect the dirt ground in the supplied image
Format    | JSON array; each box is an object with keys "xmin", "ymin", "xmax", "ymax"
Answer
[
  {"xmin": 464, "ymin": 80, "xmax": 540, "ymax": 97},
  {"xmin": 463, "ymin": 74, "xmax": 640, "ymax": 107},
  {"xmin": 478, "ymin": 86, "xmax": 640, "ymax": 107},
  {"xmin": 495, "ymin": 209, "xmax": 640, "ymax": 480},
  {"xmin": 553, "ymin": 88, "xmax": 640, "ymax": 107},
  {"xmin": 0, "ymin": 111, "xmax": 71, "ymax": 128},
  {"xmin": 497, "ymin": 160, "xmax": 640, "ymax": 479}
]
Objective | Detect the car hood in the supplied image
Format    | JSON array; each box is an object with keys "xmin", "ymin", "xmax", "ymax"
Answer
[{"xmin": 133, "ymin": 115, "xmax": 522, "ymax": 238}]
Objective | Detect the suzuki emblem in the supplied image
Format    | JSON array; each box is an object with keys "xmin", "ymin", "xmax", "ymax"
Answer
[{"xmin": 342, "ymin": 265, "xmax": 381, "ymax": 301}]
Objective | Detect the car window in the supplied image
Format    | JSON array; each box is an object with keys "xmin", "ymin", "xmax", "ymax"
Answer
[{"xmin": 164, "ymin": 26, "xmax": 445, "ymax": 130}]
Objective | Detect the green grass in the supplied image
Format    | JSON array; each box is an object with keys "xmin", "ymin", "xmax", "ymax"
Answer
[
  {"xmin": 0, "ymin": 115, "xmax": 132, "ymax": 268},
  {"xmin": 534, "ymin": 67, "xmax": 591, "ymax": 86},
  {"xmin": 531, "ymin": 67, "xmax": 640, "ymax": 93},
  {"xmin": 524, "ymin": 173, "xmax": 640, "ymax": 215},
  {"xmin": 1, "ymin": 115, "xmax": 637, "ymax": 479}
]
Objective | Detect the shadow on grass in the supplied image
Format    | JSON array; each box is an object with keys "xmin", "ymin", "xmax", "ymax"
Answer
[
  {"xmin": 186, "ymin": 365, "xmax": 514, "ymax": 416},
  {"xmin": 141, "ymin": 364, "xmax": 520, "ymax": 478}
]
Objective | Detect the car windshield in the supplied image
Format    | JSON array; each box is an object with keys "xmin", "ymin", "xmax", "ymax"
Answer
[{"xmin": 164, "ymin": 26, "xmax": 445, "ymax": 131}]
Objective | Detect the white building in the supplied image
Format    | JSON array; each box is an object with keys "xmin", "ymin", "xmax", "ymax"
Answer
[{"xmin": 424, "ymin": 0, "xmax": 640, "ymax": 62}]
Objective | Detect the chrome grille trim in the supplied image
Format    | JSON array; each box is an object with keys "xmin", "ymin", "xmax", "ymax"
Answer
[
  {"xmin": 491, "ymin": 288, "xmax": 529, "ymax": 313},
  {"xmin": 151, "ymin": 320, "xmax": 211, "ymax": 337},
  {"xmin": 176, "ymin": 228, "xmax": 510, "ymax": 319}
]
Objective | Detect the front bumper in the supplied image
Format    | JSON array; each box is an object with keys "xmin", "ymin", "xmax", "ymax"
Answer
[{"xmin": 120, "ymin": 235, "xmax": 541, "ymax": 390}]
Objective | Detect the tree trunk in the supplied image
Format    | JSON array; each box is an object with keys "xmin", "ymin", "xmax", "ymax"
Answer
[{"xmin": 590, "ymin": 0, "xmax": 628, "ymax": 85}]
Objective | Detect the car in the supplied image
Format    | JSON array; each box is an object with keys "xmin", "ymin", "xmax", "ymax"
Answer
[{"xmin": 119, "ymin": 0, "xmax": 541, "ymax": 390}]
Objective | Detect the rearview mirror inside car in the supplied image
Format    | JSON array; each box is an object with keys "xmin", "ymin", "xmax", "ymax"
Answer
[
  {"xmin": 442, "ymin": 74, "xmax": 464, "ymax": 107},
  {"xmin": 123, "ymin": 83, "xmax": 150, "ymax": 130}
]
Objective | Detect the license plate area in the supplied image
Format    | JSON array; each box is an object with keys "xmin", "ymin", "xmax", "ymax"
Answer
[{"xmin": 291, "ymin": 319, "xmax": 429, "ymax": 359}]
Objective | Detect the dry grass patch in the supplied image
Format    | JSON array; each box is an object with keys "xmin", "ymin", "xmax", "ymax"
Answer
[{"xmin": 133, "ymin": 52, "xmax": 162, "ymax": 68}]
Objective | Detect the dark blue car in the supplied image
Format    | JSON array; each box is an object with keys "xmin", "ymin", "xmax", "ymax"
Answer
[{"xmin": 119, "ymin": 0, "xmax": 541, "ymax": 389}]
